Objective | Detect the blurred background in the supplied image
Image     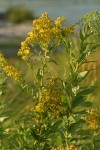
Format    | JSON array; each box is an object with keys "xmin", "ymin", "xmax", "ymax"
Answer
[{"xmin": 0, "ymin": 0, "xmax": 100, "ymax": 56}]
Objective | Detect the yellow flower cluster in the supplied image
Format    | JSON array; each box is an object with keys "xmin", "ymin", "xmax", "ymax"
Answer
[
  {"xmin": 31, "ymin": 78, "xmax": 65, "ymax": 123},
  {"xmin": 18, "ymin": 13, "xmax": 74, "ymax": 60},
  {"xmin": 18, "ymin": 41, "xmax": 33, "ymax": 61},
  {"xmin": 3, "ymin": 65, "xmax": 21, "ymax": 81},
  {"xmin": 51, "ymin": 145, "xmax": 78, "ymax": 150},
  {"xmin": 34, "ymin": 103, "xmax": 44, "ymax": 113},
  {"xmin": 67, "ymin": 145, "xmax": 79, "ymax": 150},
  {"xmin": 0, "ymin": 52, "xmax": 7, "ymax": 68},
  {"xmin": 84, "ymin": 108, "xmax": 100, "ymax": 131},
  {"xmin": 41, "ymin": 78, "xmax": 65, "ymax": 117},
  {"xmin": 64, "ymin": 26, "xmax": 74, "ymax": 37},
  {"xmin": 0, "ymin": 51, "xmax": 22, "ymax": 81},
  {"xmin": 55, "ymin": 17, "xmax": 66, "ymax": 28}
]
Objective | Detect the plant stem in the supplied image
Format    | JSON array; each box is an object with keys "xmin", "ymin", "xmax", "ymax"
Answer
[{"xmin": 92, "ymin": 135, "xmax": 95, "ymax": 150}]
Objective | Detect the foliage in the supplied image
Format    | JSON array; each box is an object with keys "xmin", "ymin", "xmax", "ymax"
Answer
[
  {"xmin": 0, "ymin": 11, "xmax": 100, "ymax": 149},
  {"xmin": 0, "ymin": 67, "xmax": 8, "ymax": 149},
  {"xmin": 6, "ymin": 6, "xmax": 33, "ymax": 23}
]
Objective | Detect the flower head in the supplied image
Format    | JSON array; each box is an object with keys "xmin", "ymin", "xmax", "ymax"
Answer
[
  {"xmin": 18, "ymin": 41, "xmax": 33, "ymax": 61},
  {"xmin": 0, "ymin": 52, "xmax": 7, "ymax": 68},
  {"xmin": 64, "ymin": 26, "xmax": 74, "ymax": 37},
  {"xmin": 55, "ymin": 17, "xmax": 66, "ymax": 28},
  {"xmin": 30, "ymin": 78, "xmax": 65, "ymax": 124},
  {"xmin": 84, "ymin": 108, "xmax": 100, "ymax": 131},
  {"xmin": 18, "ymin": 12, "xmax": 74, "ymax": 60},
  {"xmin": 3, "ymin": 65, "xmax": 21, "ymax": 81},
  {"xmin": 51, "ymin": 144, "xmax": 79, "ymax": 150}
]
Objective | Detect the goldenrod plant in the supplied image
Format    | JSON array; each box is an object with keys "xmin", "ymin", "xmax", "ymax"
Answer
[
  {"xmin": 0, "ymin": 58, "xmax": 8, "ymax": 149},
  {"xmin": 0, "ymin": 11, "xmax": 100, "ymax": 150}
]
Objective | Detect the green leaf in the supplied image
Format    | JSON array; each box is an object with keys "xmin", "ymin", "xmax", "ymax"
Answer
[
  {"xmin": 84, "ymin": 32, "xmax": 94, "ymax": 40},
  {"xmin": 36, "ymin": 68, "xmax": 43, "ymax": 81},
  {"xmin": 91, "ymin": 43, "xmax": 100, "ymax": 51},
  {"xmin": 80, "ymin": 43, "xmax": 88, "ymax": 52},
  {"xmin": 81, "ymin": 101, "xmax": 93, "ymax": 107},
  {"xmin": 72, "ymin": 95, "xmax": 85, "ymax": 108},
  {"xmin": 57, "ymin": 128, "xmax": 66, "ymax": 146},
  {"xmin": 76, "ymin": 129, "xmax": 90, "ymax": 136},
  {"xmin": 78, "ymin": 50, "xmax": 91, "ymax": 63},
  {"xmin": 43, "ymin": 120, "xmax": 63, "ymax": 137},
  {"xmin": 80, "ymin": 136, "xmax": 91, "ymax": 140},
  {"xmin": 72, "ymin": 87, "xmax": 94, "ymax": 108},
  {"xmin": 51, "ymin": 120, "xmax": 62, "ymax": 131},
  {"xmin": 77, "ymin": 86, "xmax": 95, "ymax": 96},
  {"xmin": 78, "ymin": 71, "xmax": 88, "ymax": 78},
  {"xmin": 31, "ymin": 128, "xmax": 40, "ymax": 140},
  {"xmin": 80, "ymin": 29, "xmax": 84, "ymax": 41},
  {"xmin": 0, "ymin": 117, "xmax": 8, "ymax": 122},
  {"xmin": 69, "ymin": 137, "xmax": 79, "ymax": 143},
  {"xmin": 71, "ymin": 52, "xmax": 76, "ymax": 58},
  {"xmin": 66, "ymin": 103, "xmax": 72, "ymax": 117},
  {"xmin": 72, "ymin": 86, "xmax": 80, "ymax": 95},
  {"xmin": 68, "ymin": 120, "xmax": 84, "ymax": 133},
  {"xmin": 74, "ymin": 110, "xmax": 87, "ymax": 115},
  {"xmin": 82, "ymin": 143, "xmax": 93, "ymax": 150},
  {"xmin": 0, "ymin": 91, "xmax": 2, "ymax": 96},
  {"xmin": 95, "ymin": 138, "xmax": 100, "ymax": 143}
]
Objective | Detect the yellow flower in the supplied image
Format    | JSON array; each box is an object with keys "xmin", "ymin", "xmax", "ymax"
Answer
[
  {"xmin": 29, "ymin": 78, "xmax": 65, "ymax": 124},
  {"xmin": 3, "ymin": 65, "xmax": 21, "ymax": 81},
  {"xmin": 0, "ymin": 51, "xmax": 7, "ymax": 68},
  {"xmin": 51, "ymin": 144, "xmax": 78, "ymax": 150},
  {"xmin": 35, "ymin": 103, "xmax": 44, "ymax": 113},
  {"xmin": 18, "ymin": 41, "xmax": 33, "ymax": 61},
  {"xmin": 33, "ymin": 12, "xmax": 53, "ymax": 28},
  {"xmin": 41, "ymin": 78, "xmax": 65, "ymax": 118},
  {"xmin": 18, "ymin": 12, "xmax": 74, "ymax": 60},
  {"xmin": 55, "ymin": 17, "xmax": 66, "ymax": 28},
  {"xmin": 64, "ymin": 26, "xmax": 74, "ymax": 37},
  {"xmin": 0, "ymin": 52, "xmax": 21, "ymax": 81},
  {"xmin": 84, "ymin": 108, "xmax": 100, "ymax": 131}
]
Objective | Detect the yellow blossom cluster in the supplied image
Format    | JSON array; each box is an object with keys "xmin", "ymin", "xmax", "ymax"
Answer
[
  {"xmin": 41, "ymin": 78, "xmax": 65, "ymax": 117},
  {"xmin": 31, "ymin": 78, "xmax": 65, "ymax": 123},
  {"xmin": 34, "ymin": 103, "xmax": 44, "ymax": 113},
  {"xmin": 0, "ymin": 52, "xmax": 7, "ymax": 68},
  {"xmin": 64, "ymin": 26, "xmax": 74, "ymax": 37},
  {"xmin": 54, "ymin": 17, "xmax": 66, "ymax": 28},
  {"xmin": 18, "ymin": 13, "xmax": 74, "ymax": 60},
  {"xmin": 3, "ymin": 65, "xmax": 21, "ymax": 81},
  {"xmin": 0, "ymin": 51, "xmax": 22, "ymax": 81},
  {"xmin": 18, "ymin": 41, "xmax": 33, "ymax": 61},
  {"xmin": 84, "ymin": 108, "xmax": 100, "ymax": 131},
  {"xmin": 51, "ymin": 144, "xmax": 79, "ymax": 150}
]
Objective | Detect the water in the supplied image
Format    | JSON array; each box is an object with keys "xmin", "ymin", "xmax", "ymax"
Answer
[{"xmin": 0, "ymin": 0, "xmax": 100, "ymax": 23}]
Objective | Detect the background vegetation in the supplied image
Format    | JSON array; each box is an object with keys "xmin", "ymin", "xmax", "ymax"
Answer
[{"xmin": 6, "ymin": 6, "xmax": 33, "ymax": 23}]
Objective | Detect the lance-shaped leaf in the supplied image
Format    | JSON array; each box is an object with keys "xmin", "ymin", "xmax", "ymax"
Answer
[
  {"xmin": 81, "ymin": 101, "xmax": 93, "ymax": 107},
  {"xmin": 68, "ymin": 119, "xmax": 85, "ymax": 133},
  {"xmin": 77, "ymin": 86, "xmax": 95, "ymax": 96},
  {"xmin": 72, "ymin": 95, "xmax": 85, "ymax": 108},
  {"xmin": 36, "ymin": 68, "xmax": 43, "ymax": 81}
]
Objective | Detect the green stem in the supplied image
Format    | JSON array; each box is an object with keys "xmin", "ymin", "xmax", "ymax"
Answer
[
  {"xmin": 92, "ymin": 135, "xmax": 96, "ymax": 150},
  {"xmin": 39, "ymin": 49, "xmax": 48, "ymax": 102}
]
